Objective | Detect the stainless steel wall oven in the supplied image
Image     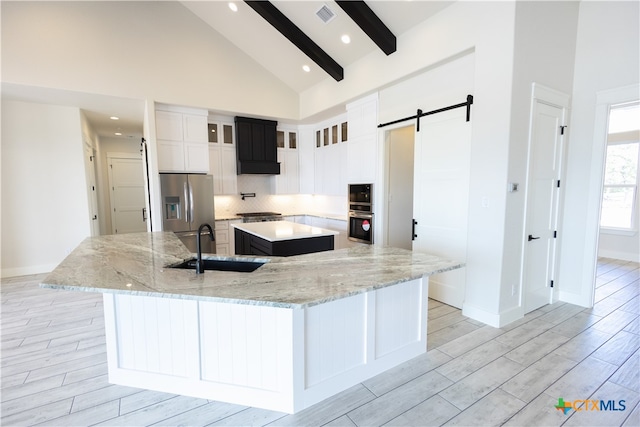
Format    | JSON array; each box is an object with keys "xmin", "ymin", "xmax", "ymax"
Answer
[{"xmin": 348, "ymin": 184, "xmax": 374, "ymax": 244}]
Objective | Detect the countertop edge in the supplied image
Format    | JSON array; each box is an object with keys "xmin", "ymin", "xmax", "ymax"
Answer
[{"xmin": 40, "ymin": 261, "xmax": 464, "ymax": 309}]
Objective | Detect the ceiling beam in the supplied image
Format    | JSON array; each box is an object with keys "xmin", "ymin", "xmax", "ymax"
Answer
[
  {"xmin": 335, "ymin": 1, "xmax": 396, "ymax": 56},
  {"xmin": 244, "ymin": 1, "xmax": 344, "ymax": 82}
]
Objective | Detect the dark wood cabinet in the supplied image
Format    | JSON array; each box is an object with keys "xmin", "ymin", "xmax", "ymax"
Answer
[
  {"xmin": 235, "ymin": 116, "xmax": 280, "ymax": 174},
  {"xmin": 235, "ymin": 229, "xmax": 334, "ymax": 257}
]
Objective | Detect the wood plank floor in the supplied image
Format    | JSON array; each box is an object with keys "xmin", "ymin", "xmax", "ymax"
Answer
[{"xmin": 1, "ymin": 258, "xmax": 638, "ymax": 426}]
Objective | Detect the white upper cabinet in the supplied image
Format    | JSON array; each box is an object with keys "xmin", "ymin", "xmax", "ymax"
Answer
[
  {"xmin": 275, "ymin": 128, "xmax": 299, "ymax": 194},
  {"xmin": 208, "ymin": 120, "xmax": 237, "ymax": 195},
  {"xmin": 313, "ymin": 115, "xmax": 348, "ymax": 196},
  {"xmin": 298, "ymin": 126, "xmax": 315, "ymax": 195},
  {"xmin": 156, "ymin": 111, "xmax": 183, "ymax": 141},
  {"xmin": 347, "ymin": 94, "xmax": 378, "ymax": 184},
  {"xmin": 156, "ymin": 107, "xmax": 209, "ymax": 173}
]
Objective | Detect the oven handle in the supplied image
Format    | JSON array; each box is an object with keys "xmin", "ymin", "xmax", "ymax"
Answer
[{"xmin": 348, "ymin": 212, "xmax": 373, "ymax": 219}]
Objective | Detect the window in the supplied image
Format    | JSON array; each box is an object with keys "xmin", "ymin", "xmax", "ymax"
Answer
[{"xmin": 600, "ymin": 102, "xmax": 640, "ymax": 230}]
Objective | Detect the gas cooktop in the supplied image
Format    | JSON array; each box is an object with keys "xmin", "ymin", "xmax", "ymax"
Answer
[{"xmin": 236, "ymin": 212, "xmax": 283, "ymax": 223}]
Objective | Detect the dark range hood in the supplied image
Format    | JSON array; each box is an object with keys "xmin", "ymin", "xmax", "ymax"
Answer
[{"xmin": 235, "ymin": 116, "xmax": 281, "ymax": 175}]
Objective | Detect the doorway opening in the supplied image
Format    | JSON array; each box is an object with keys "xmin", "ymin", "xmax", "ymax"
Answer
[
  {"xmin": 384, "ymin": 125, "xmax": 415, "ymax": 250},
  {"xmin": 597, "ymin": 101, "xmax": 640, "ymax": 261},
  {"xmin": 383, "ymin": 107, "xmax": 471, "ymax": 309},
  {"xmin": 107, "ymin": 153, "xmax": 147, "ymax": 234}
]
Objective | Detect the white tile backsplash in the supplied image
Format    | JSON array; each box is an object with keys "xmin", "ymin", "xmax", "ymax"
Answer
[{"xmin": 214, "ymin": 175, "xmax": 347, "ymax": 218}]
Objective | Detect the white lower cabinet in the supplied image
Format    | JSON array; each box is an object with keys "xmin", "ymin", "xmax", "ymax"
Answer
[
  {"xmin": 214, "ymin": 221, "xmax": 230, "ymax": 255},
  {"xmin": 103, "ymin": 277, "xmax": 428, "ymax": 414},
  {"xmin": 214, "ymin": 219, "xmax": 241, "ymax": 254},
  {"xmin": 299, "ymin": 215, "xmax": 350, "ymax": 249}
]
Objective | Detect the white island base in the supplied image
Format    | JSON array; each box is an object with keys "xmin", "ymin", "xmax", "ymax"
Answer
[{"xmin": 103, "ymin": 277, "xmax": 428, "ymax": 414}]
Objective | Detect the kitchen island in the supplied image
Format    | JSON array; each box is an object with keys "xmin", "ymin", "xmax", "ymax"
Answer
[
  {"xmin": 233, "ymin": 220, "xmax": 338, "ymax": 256},
  {"xmin": 41, "ymin": 232, "xmax": 463, "ymax": 413}
]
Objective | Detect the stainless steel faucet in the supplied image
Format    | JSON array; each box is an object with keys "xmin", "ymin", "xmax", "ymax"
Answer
[{"xmin": 196, "ymin": 223, "xmax": 214, "ymax": 274}]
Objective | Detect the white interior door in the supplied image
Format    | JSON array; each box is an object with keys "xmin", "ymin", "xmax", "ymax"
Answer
[
  {"xmin": 412, "ymin": 109, "xmax": 471, "ymax": 308},
  {"xmin": 386, "ymin": 125, "xmax": 415, "ymax": 250},
  {"xmin": 108, "ymin": 154, "xmax": 147, "ymax": 234},
  {"xmin": 523, "ymin": 101, "xmax": 565, "ymax": 312}
]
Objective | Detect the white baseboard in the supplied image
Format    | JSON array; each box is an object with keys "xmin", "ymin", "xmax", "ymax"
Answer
[
  {"xmin": 1, "ymin": 264, "xmax": 56, "ymax": 279},
  {"xmin": 462, "ymin": 303, "xmax": 500, "ymax": 327},
  {"xmin": 462, "ymin": 302, "xmax": 526, "ymax": 328},
  {"xmin": 498, "ymin": 305, "xmax": 524, "ymax": 327},
  {"xmin": 597, "ymin": 250, "xmax": 640, "ymax": 263},
  {"xmin": 559, "ymin": 290, "xmax": 592, "ymax": 308},
  {"xmin": 428, "ymin": 278, "xmax": 464, "ymax": 309}
]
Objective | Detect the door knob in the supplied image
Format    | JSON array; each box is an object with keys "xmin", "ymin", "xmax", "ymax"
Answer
[{"xmin": 528, "ymin": 234, "xmax": 540, "ymax": 241}]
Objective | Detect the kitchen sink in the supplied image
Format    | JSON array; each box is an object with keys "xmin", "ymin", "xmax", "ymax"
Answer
[{"xmin": 170, "ymin": 258, "xmax": 266, "ymax": 273}]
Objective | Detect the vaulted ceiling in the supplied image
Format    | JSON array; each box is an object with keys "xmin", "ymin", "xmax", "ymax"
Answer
[
  {"xmin": 3, "ymin": 1, "xmax": 455, "ymax": 139},
  {"xmin": 181, "ymin": 1, "xmax": 454, "ymax": 93}
]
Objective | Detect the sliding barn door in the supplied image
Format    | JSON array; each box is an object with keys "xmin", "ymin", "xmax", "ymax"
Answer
[{"xmin": 412, "ymin": 108, "xmax": 472, "ymax": 308}]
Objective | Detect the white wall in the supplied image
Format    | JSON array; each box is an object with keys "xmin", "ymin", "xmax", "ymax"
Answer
[
  {"xmin": 501, "ymin": 2, "xmax": 579, "ymax": 318},
  {"xmin": 559, "ymin": 1, "xmax": 640, "ymax": 306},
  {"xmin": 304, "ymin": 2, "xmax": 519, "ymax": 324},
  {"xmin": 1, "ymin": 1, "xmax": 298, "ymax": 120},
  {"xmin": 598, "ymin": 232, "xmax": 640, "ymax": 262},
  {"xmin": 1, "ymin": 100, "xmax": 91, "ymax": 277}
]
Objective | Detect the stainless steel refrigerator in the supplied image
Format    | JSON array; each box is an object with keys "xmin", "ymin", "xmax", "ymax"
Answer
[{"xmin": 160, "ymin": 173, "xmax": 216, "ymax": 254}]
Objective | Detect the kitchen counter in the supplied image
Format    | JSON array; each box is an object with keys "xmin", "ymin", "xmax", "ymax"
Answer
[
  {"xmin": 41, "ymin": 231, "xmax": 461, "ymax": 308},
  {"xmin": 40, "ymin": 231, "xmax": 464, "ymax": 414},
  {"xmin": 231, "ymin": 220, "xmax": 338, "ymax": 242}
]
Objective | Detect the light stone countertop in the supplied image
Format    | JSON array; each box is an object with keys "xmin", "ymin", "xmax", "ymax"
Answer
[
  {"xmin": 231, "ymin": 221, "xmax": 338, "ymax": 242},
  {"xmin": 41, "ymin": 232, "xmax": 464, "ymax": 308}
]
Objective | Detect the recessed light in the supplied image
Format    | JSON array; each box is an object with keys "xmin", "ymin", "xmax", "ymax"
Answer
[
  {"xmin": 228, "ymin": 2, "xmax": 237, "ymax": 12},
  {"xmin": 110, "ymin": 116, "xmax": 119, "ymax": 120},
  {"xmin": 115, "ymin": 132, "xmax": 122, "ymax": 136},
  {"xmin": 341, "ymin": 34, "xmax": 351, "ymax": 44},
  {"xmin": 302, "ymin": 65, "xmax": 311, "ymax": 72}
]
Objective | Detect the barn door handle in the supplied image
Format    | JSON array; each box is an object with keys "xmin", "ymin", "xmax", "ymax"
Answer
[
  {"xmin": 528, "ymin": 234, "xmax": 540, "ymax": 241},
  {"xmin": 412, "ymin": 219, "xmax": 418, "ymax": 241}
]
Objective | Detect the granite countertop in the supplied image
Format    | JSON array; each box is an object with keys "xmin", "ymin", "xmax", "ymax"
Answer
[
  {"xmin": 41, "ymin": 232, "xmax": 463, "ymax": 308},
  {"xmin": 231, "ymin": 220, "xmax": 338, "ymax": 242}
]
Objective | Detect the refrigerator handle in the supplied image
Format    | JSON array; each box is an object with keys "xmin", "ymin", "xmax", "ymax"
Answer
[
  {"xmin": 183, "ymin": 182, "xmax": 190, "ymax": 223},
  {"xmin": 188, "ymin": 182, "xmax": 195, "ymax": 224}
]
